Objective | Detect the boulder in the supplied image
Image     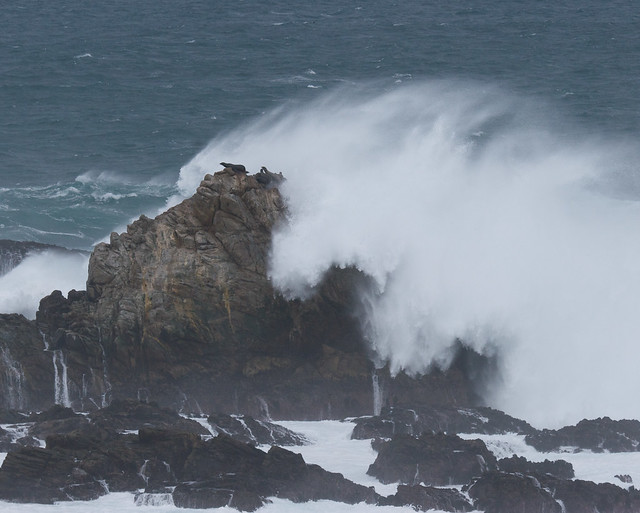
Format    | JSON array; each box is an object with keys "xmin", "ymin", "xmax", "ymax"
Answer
[
  {"xmin": 498, "ymin": 455, "xmax": 574, "ymax": 479},
  {"xmin": 466, "ymin": 472, "xmax": 563, "ymax": 513},
  {"xmin": 378, "ymin": 484, "xmax": 474, "ymax": 511},
  {"xmin": 11, "ymin": 171, "xmax": 479, "ymax": 418},
  {"xmin": 367, "ymin": 432, "xmax": 497, "ymax": 486}
]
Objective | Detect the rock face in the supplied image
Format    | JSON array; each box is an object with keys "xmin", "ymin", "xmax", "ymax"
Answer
[
  {"xmin": 0, "ymin": 313, "xmax": 53, "ymax": 411},
  {"xmin": 0, "ymin": 170, "xmax": 479, "ymax": 418}
]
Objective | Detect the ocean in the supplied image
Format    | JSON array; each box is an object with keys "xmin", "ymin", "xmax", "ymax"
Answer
[{"xmin": 2, "ymin": 0, "xmax": 640, "ymax": 486}]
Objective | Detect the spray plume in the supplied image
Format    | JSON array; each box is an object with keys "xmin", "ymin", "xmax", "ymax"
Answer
[{"xmin": 179, "ymin": 80, "xmax": 640, "ymax": 427}]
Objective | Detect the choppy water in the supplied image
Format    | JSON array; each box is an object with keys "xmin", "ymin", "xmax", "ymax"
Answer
[{"xmin": 2, "ymin": 0, "xmax": 640, "ymax": 248}]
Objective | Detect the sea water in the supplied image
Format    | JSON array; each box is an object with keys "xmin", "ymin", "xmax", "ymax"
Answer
[{"xmin": 2, "ymin": 0, "xmax": 640, "ymax": 431}]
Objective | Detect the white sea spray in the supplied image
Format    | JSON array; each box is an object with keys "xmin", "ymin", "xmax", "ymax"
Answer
[{"xmin": 178, "ymin": 80, "xmax": 640, "ymax": 427}]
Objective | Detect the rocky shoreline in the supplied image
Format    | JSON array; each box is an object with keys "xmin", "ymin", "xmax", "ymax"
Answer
[
  {"xmin": 1, "ymin": 400, "xmax": 640, "ymax": 512},
  {"xmin": 1, "ymin": 169, "xmax": 640, "ymax": 512}
]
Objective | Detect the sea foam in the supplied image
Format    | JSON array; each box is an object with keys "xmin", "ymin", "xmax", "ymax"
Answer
[{"xmin": 180, "ymin": 79, "xmax": 640, "ymax": 427}]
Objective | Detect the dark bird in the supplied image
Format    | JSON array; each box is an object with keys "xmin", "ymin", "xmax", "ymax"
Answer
[{"xmin": 220, "ymin": 162, "xmax": 247, "ymax": 174}]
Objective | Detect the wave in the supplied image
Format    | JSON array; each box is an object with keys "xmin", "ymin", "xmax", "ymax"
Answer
[
  {"xmin": 0, "ymin": 251, "xmax": 89, "ymax": 319},
  {"xmin": 178, "ymin": 80, "xmax": 640, "ymax": 427}
]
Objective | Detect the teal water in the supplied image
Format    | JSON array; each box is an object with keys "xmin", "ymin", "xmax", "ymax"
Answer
[{"xmin": 1, "ymin": 0, "xmax": 640, "ymax": 248}]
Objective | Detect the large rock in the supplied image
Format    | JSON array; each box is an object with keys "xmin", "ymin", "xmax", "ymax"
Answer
[
  {"xmin": 367, "ymin": 432, "xmax": 497, "ymax": 486},
  {"xmin": 351, "ymin": 405, "xmax": 536, "ymax": 440},
  {"xmin": 466, "ymin": 472, "xmax": 563, "ymax": 513},
  {"xmin": 15, "ymin": 170, "xmax": 479, "ymax": 418},
  {"xmin": 525, "ymin": 417, "xmax": 640, "ymax": 453}
]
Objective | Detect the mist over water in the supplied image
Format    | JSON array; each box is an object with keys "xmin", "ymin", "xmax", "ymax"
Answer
[{"xmin": 185, "ymin": 81, "xmax": 640, "ymax": 427}]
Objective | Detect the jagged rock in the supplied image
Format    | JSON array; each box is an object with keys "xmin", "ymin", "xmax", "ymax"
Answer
[
  {"xmin": 498, "ymin": 455, "xmax": 574, "ymax": 479},
  {"xmin": 378, "ymin": 484, "xmax": 474, "ymax": 511},
  {"xmin": 0, "ymin": 409, "xmax": 29, "ymax": 424},
  {"xmin": 0, "ymin": 170, "xmax": 479, "ymax": 418},
  {"xmin": 178, "ymin": 441, "xmax": 377, "ymax": 509},
  {"xmin": 539, "ymin": 475, "xmax": 640, "ymax": 513},
  {"xmin": 172, "ymin": 482, "xmax": 266, "ymax": 511},
  {"xmin": 352, "ymin": 405, "xmax": 536, "ymax": 440},
  {"xmin": 367, "ymin": 432, "xmax": 498, "ymax": 486},
  {"xmin": 207, "ymin": 412, "xmax": 307, "ymax": 446},
  {"xmin": 0, "ymin": 421, "xmax": 377, "ymax": 508},
  {"xmin": 525, "ymin": 417, "xmax": 640, "ymax": 452},
  {"xmin": 466, "ymin": 472, "xmax": 563, "ymax": 513},
  {"xmin": 616, "ymin": 474, "xmax": 633, "ymax": 484}
]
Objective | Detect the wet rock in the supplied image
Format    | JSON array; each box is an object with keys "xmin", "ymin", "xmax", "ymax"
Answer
[
  {"xmin": 207, "ymin": 412, "xmax": 308, "ymax": 446},
  {"xmin": 352, "ymin": 405, "xmax": 535, "ymax": 440},
  {"xmin": 173, "ymin": 481, "xmax": 266, "ymax": 511},
  {"xmin": 466, "ymin": 471, "xmax": 563, "ymax": 513},
  {"xmin": 525, "ymin": 417, "xmax": 640, "ymax": 452},
  {"xmin": 89, "ymin": 398, "xmax": 209, "ymax": 436},
  {"xmin": 498, "ymin": 455, "xmax": 574, "ymax": 479},
  {"xmin": 378, "ymin": 484, "xmax": 474, "ymax": 511},
  {"xmin": 367, "ymin": 432, "xmax": 498, "ymax": 486},
  {"xmin": 540, "ymin": 476, "xmax": 640, "ymax": 513}
]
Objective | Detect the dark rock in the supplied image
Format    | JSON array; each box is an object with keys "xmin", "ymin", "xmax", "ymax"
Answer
[
  {"xmin": 525, "ymin": 417, "xmax": 640, "ymax": 452},
  {"xmin": 207, "ymin": 412, "xmax": 307, "ymax": 445},
  {"xmin": 28, "ymin": 404, "xmax": 76, "ymax": 422},
  {"xmin": 378, "ymin": 484, "xmax": 473, "ymax": 511},
  {"xmin": 466, "ymin": 471, "xmax": 563, "ymax": 513},
  {"xmin": 352, "ymin": 405, "xmax": 536, "ymax": 439},
  {"xmin": 0, "ymin": 313, "xmax": 54, "ymax": 411},
  {"xmin": 89, "ymin": 398, "xmax": 209, "ymax": 436},
  {"xmin": 0, "ymin": 171, "xmax": 479, "ymax": 417},
  {"xmin": 540, "ymin": 476, "xmax": 640, "ymax": 513},
  {"xmin": 616, "ymin": 474, "xmax": 633, "ymax": 484},
  {"xmin": 173, "ymin": 481, "xmax": 266, "ymax": 511},
  {"xmin": 498, "ymin": 455, "xmax": 574, "ymax": 479},
  {"xmin": 367, "ymin": 432, "xmax": 498, "ymax": 486},
  {"xmin": 0, "ymin": 446, "xmax": 107, "ymax": 503}
]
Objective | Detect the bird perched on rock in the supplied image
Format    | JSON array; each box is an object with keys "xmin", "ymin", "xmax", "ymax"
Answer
[{"xmin": 220, "ymin": 162, "xmax": 247, "ymax": 174}]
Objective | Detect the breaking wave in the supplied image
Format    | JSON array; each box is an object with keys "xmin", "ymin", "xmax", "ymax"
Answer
[
  {"xmin": 179, "ymin": 80, "xmax": 640, "ymax": 427},
  {"xmin": 0, "ymin": 251, "xmax": 89, "ymax": 319}
]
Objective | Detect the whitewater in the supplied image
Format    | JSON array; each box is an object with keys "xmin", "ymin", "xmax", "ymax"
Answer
[
  {"xmin": 177, "ymin": 81, "xmax": 640, "ymax": 428},
  {"xmin": 3, "ymin": 419, "xmax": 640, "ymax": 512}
]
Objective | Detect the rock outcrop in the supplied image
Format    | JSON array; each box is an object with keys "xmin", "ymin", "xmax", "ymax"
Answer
[
  {"xmin": 1, "ymin": 170, "xmax": 480, "ymax": 418},
  {"xmin": 525, "ymin": 417, "xmax": 640, "ymax": 453},
  {"xmin": 367, "ymin": 432, "xmax": 498, "ymax": 486}
]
